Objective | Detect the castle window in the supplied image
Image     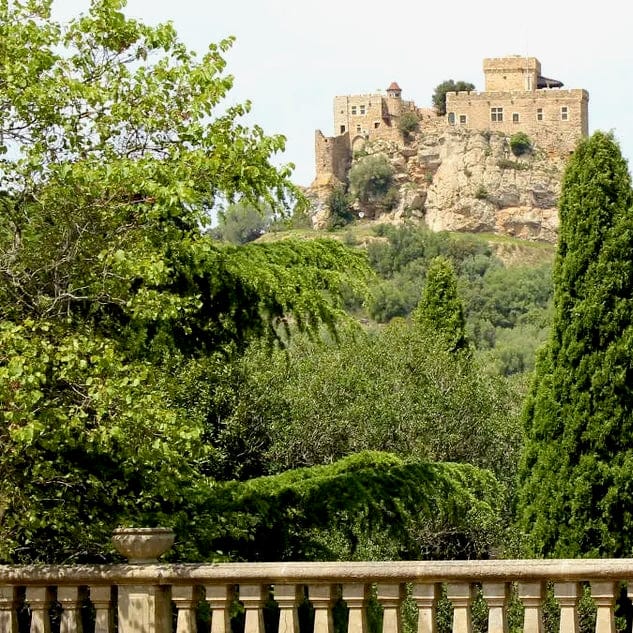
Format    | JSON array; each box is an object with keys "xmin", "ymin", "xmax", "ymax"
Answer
[
  {"xmin": 537, "ymin": 108, "xmax": 543, "ymax": 121},
  {"xmin": 491, "ymin": 107, "xmax": 503, "ymax": 122},
  {"xmin": 340, "ymin": 125, "xmax": 346, "ymax": 134},
  {"xmin": 561, "ymin": 106, "xmax": 569, "ymax": 121},
  {"xmin": 374, "ymin": 121, "xmax": 380, "ymax": 129},
  {"xmin": 512, "ymin": 113, "xmax": 520, "ymax": 123},
  {"xmin": 351, "ymin": 106, "xmax": 357, "ymax": 115},
  {"xmin": 360, "ymin": 105, "xmax": 366, "ymax": 115},
  {"xmin": 459, "ymin": 114, "xmax": 467, "ymax": 124},
  {"xmin": 356, "ymin": 124, "xmax": 362, "ymax": 133},
  {"xmin": 447, "ymin": 112, "xmax": 455, "ymax": 125}
]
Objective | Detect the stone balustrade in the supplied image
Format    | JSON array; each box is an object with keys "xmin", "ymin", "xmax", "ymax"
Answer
[{"xmin": 1, "ymin": 533, "xmax": 632, "ymax": 633}]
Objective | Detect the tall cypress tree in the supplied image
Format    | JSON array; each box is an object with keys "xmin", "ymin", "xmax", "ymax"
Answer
[
  {"xmin": 516, "ymin": 131, "xmax": 633, "ymax": 557},
  {"xmin": 413, "ymin": 256, "xmax": 469, "ymax": 353}
]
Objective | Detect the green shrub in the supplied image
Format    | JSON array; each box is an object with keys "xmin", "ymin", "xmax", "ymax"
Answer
[
  {"xmin": 187, "ymin": 451, "xmax": 505, "ymax": 561},
  {"xmin": 509, "ymin": 132, "xmax": 532, "ymax": 156},
  {"xmin": 474, "ymin": 185, "xmax": 488, "ymax": 200},
  {"xmin": 496, "ymin": 158, "xmax": 529, "ymax": 170},
  {"xmin": 349, "ymin": 154, "xmax": 396, "ymax": 206},
  {"xmin": 327, "ymin": 185, "xmax": 354, "ymax": 229},
  {"xmin": 398, "ymin": 111, "xmax": 420, "ymax": 136},
  {"xmin": 214, "ymin": 201, "xmax": 272, "ymax": 244}
]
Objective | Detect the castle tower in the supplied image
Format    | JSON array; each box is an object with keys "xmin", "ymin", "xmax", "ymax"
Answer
[
  {"xmin": 386, "ymin": 81, "xmax": 403, "ymax": 118},
  {"xmin": 386, "ymin": 81, "xmax": 402, "ymax": 98},
  {"xmin": 483, "ymin": 56, "xmax": 541, "ymax": 92}
]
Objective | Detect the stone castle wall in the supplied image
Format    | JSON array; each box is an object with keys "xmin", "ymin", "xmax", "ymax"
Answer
[
  {"xmin": 314, "ymin": 129, "xmax": 351, "ymax": 185},
  {"xmin": 445, "ymin": 88, "xmax": 589, "ymax": 154},
  {"xmin": 333, "ymin": 93, "xmax": 417, "ymax": 151},
  {"xmin": 483, "ymin": 56, "xmax": 541, "ymax": 91},
  {"xmin": 312, "ymin": 56, "xmax": 589, "ymax": 185}
]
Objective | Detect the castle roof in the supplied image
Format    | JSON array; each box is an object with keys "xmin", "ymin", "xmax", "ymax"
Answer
[
  {"xmin": 387, "ymin": 82, "xmax": 401, "ymax": 91},
  {"xmin": 537, "ymin": 75, "xmax": 564, "ymax": 89}
]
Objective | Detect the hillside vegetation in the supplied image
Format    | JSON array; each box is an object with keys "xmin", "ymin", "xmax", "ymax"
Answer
[
  {"xmin": 258, "ymin": 222, "xmax": 555, "ymax": 378},
  {"xmin": 7, "ymin": 4, "xmax": 631, "ymax": 596}
]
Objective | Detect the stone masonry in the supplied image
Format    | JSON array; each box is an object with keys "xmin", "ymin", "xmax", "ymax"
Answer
[
  {"xmin": 312, "ymin": 55, "xmax": 589, "ymax": 185},
  {"xmin": 445, "ymin": 56, "xmax": 588, "ymax": 156}
]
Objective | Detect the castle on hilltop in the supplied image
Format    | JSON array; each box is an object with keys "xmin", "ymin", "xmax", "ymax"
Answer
[{"xmin": 313, "ymin": 55, "xmax": 589, "ymax": 186}]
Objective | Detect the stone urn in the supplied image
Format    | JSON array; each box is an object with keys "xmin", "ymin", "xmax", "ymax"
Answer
[{"xmin": 111, "ymin": 527, "xmax": 175, "ymax": 564}]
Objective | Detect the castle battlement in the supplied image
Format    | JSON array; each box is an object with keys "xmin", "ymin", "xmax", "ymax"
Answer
[
  {"xmin": 449, "ymin": 88, "xmax": 589, "ymax": 99},
  {"xmin": 313, "ymin": 56, "xmax": 589, "ymax": 186}
]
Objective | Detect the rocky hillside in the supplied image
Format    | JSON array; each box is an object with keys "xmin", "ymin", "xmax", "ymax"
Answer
[{"xmin": 306, "ymin": 128, "xmax": 567, "ymax": 243}]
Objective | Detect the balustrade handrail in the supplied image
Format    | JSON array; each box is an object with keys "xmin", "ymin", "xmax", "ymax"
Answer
[
  {"xmin": 2, "ymin": 531, "xmax": 631, "ymax": 633},
  {"xmin": 2, "ymin": 558, "xmax": 633, "ymax": 585}
]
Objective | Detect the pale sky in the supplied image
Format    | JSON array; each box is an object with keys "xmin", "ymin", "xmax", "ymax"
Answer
[{"xmin": 53, "ymin": 0, "xmax": 633, "ymax": 186}]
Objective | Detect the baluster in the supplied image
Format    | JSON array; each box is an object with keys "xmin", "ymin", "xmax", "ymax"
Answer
[
  {"xmin": 173, "ymin": 585, "xmax": 201, "ymax": 633},
  {"xmin": 446, "ymin": 583, "xmax": 473, "ymax": 633},
  {"xmin": 376, "ymin": 584, "xmax": 404, "ymax": 633},
  {"xmin": 0, "ymin": 585, "xmax": 19, "ymax": 633},
  {"xmin": 205, "ymin": 585, "xmax": 234, "ymax": 633},
  {"xmin": 553, "ymin": 583, "xmax": 580, "ymax": 633},
  {"xmin": 275, "ymin": 584, "xmax": 301, "ymax": 633},
  {"xmin": 58, "ymin": 586, "xmax": 84, "ymax": 633},
  {"xmin": 240, "ymin": 584, "xmax": 267, "ymax": 633},
  {"xmin": 342, "ymin": 584, "xmax": 369, "ymax": 633},
  {"xmin": 89, "ymin": 586, "xmax": 114, "ymax": 633},
  {"xmin": 482, "ymin": 582, "xmax": 508, "ymax": 633},
  {"xmin": 591, "ymin": 582, "xmax": 617, "ymax": 633},
  {"xmin": 411, "ymin": 583, "xmax": 440, "ymax": 633},
  {"xmin": 517, "ymin": 582, "xmax": 544, "ymax": 633},
  {"xmin": 26, "ymin": 586, "xmax": 53, "ymax": 633},
  {"xmin": 308, "ymin": 584, "xmax": 335, "ymax": 633}
]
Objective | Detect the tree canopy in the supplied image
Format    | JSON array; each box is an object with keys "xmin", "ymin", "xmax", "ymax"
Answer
[
  {"xmin": 516, "ymin": 131, "xmax": 633, "ymax": 557},
  {"xmin": 0, "ymin": 0, "xmax": 369, "ymax": 562},
  {"xmin": 432, "ymin": 80, "xmax": 475, "ymax": 116},
  {"xmin": 412, "ymin": 256, "xmax": 470, "ymax": 353}
]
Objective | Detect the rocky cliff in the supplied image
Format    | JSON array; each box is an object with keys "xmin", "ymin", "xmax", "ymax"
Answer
[{"xmin": 306, "ymin": 128, "xmax": 567, "ymax": 243}]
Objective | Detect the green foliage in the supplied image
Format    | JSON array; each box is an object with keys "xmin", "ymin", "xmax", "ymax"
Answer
[
  {"xmin": 432, "ymin": 80, "xmax": 475, "ymax": 116},
  {"xmin": 463, "ymin": 264, "xmax": 553, "ymax": 330},
  {"xmin": 412, "ymin": 256, "xmax": 470, "ymax": 353},
  {"xmin": 348, "ymin": 154, "xmax": 397, "ymax": 209},
  {"xmin": 398, "ymin": 111, "xmax": 420, "ymax": 137},
  {"xmin": 363, "ymin": 225, "xmax": 553, "ymax": 378},
  {"xmin": 183, "ymin": 451, "xmax": 505, "ymax": 561},
  {"xmin": 474, "ymin": 185, "xmax": 488, "ymax": 200},
  {"xmin": 213, "ymin": 201, "xmax": 273, "ymax": 244},
  {"xmin": 214, "ymin": 321, "xmax": 522, "ymax": 494},
  {"xmin": 516, "ymin": 131, "xmax": 633, "ymax": 557},
  {"xmin": 327, "ymin": 185, "xmax": 354, "ymax": 229},
  {"xmin": 0, "ymin": 321, "xmax": 206, "ymax": 561},
  {"xmin": 0, "ymin": 0, "xmax": 371, "ymax": 562},
  {"xmin": 509, "ymin": 132, "xmax": 532, "ymax": 156},
  {"xmin": 496, "ymin": 158, "xmax": 529, "ymax": 170}
]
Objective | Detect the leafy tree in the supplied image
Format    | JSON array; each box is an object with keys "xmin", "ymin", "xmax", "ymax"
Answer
[
  {"xmin": 348, "ymin": 154, "xmax": 397, "ymax": 208},
  {"xmin": 213, "ymin": 201, "xmax": 273, "ymax": 244},
  {"xmin": 398, "ymin": 111, "xmax": 420, "ymax": 137},
  {"xmin": 432, "ymin": 80, "xmax": 475, "ymax": 116},
  {"xmin": 0, "ymin": 0, "xmax": 369, "ymax": 562},
  {"xmin": 412, "ymin": 256, "xmax": 469, "ymax": 353},
  {"xmin": 326, "ymin": 184, "xmax": 354, "ymax": 229},
  {"xmin": 217, "ymin": 321, "xmax": 522, "ymax": 489},
  {"xmin": 516, "ymin": 131, "xmax": 633, "ymax": 557}
]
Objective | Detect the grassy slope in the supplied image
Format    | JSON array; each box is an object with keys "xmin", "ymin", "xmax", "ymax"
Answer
[{"xmin": 260, "ymin": 222, "xmax": 556, "ymax": 267}]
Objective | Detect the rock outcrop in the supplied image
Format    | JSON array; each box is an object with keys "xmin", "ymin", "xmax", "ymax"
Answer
[{"xmin": 305, "ymin": 128, "xmax": 566, "ymax": 243}]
